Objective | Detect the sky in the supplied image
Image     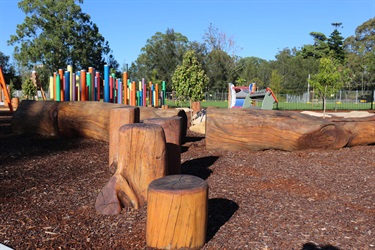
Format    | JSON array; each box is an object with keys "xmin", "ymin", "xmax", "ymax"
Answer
[{"xmin": 1, "ymin": 0, "xmax": 375, "ymax": 68}]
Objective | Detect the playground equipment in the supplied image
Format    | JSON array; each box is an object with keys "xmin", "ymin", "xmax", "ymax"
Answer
[
  {"xmin": 0, "ymin": 65, "xmax": 13, "ymax": 112},
  {"xmin": 228, "ymin": 83, "xmax": 278, "ymax": 109},
  {"xmin": 30, "ymin": 71, "xmax": 47, "ymax": 101},
  {"xmin": 49, "ymin": 65, "xmax": 168, "ymax": 107}
]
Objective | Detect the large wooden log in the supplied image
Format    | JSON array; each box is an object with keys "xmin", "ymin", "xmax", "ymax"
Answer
[
  {"xmin": 12, "ymin": 101, "xmax": 187, "ymax": 142},
  {"xmin": 206, "ymin": 108, "xmax": 350, "ymax": 151},
  {"xmin": 96, "ymin": 123, "xmax": 167, "ymax": 215},
  {"xmin": 11, "ymin": 100, "xmax": 58, "ymax": 137},
  {"xmin": 57, "ymin": 101, "xmax": 117, "ymax": 141},
  {"xmin": 146, "ymin": 175, "xmax": 208, "ymax": 250},
  {"xmin": 328, "ymin": 116, "xmax": 375, "ymax": 147},
  {"xmin": 143, "ymin": 117, "xmax": 182, "ymax": 175}
]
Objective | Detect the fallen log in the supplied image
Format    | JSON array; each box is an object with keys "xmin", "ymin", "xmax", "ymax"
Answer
[
  {"xmin": 11, "ymin": 100, "xmax": 58, "ymax": 137},
  {"xmin": 57, "ymin": 102, "xmax": 186, "ymax": 142},
  {"xmin": 206, "ymin": 108, "xmax": 350, "ymax": 151},
  {"xmin": 327, "ymin": 116, "xmax": 375, "ymax": 147}
]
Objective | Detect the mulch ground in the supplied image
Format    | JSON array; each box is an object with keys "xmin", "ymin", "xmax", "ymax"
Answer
[{"xmin": 0, "ymin": 109, "xmax": 374, "ymax": 250}]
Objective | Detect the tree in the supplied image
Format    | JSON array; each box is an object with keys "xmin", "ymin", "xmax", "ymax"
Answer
[
  {"xmin": 0, "ymin": 51, "xmax": 20, "ymax": 89},
  {"xmin": 203, "ymin": 23, "xmax": 240, "ymax": 93},
  {"xmin": 269, "ymin": 70, "xmax": 282, "ymax": 96},
  {"xmin": 8, "ymin": 0, "xmax": 113, "ymax": 76},
  {"xmin": 236, "ymin": 57, "xmax": 270, "ymax": 88},
  {"xmin": 344, "ymin": 18, "xmax": 375, "ymax": 90},
  {"xmin": 22, "ymin": 78, "xmax": 37, "ymax": 100},
  {"xmin": 299, "ymin": 32, "xmax": 330, "ymax": 59},
  {"xmin": 205, "ymin": 49, "xmax": 238, "ymax": 92},
  {"xmin": 328, "ymin": 23, "xmax": 346, "ymax": 64},
  {"xmin": 131, "ymin": 29, "xmax": 189, "ymax": 90},
  {"xmin": 310, "ymin": 57, "xmax": 342, "ymax": 117},
  {"xmin": 172, "ymin": 50, "xmax": 209, "ymax": 105}
]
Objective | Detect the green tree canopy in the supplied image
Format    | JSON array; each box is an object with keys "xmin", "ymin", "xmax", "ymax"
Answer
[
  {"xmin": 344, "ymin": 18, "xmax": 375, "ymax": 89},
  {"xmin": 131, "ymin": 28, "xmax": 190, "ymax": 90},
  {"xmin": 172, "ymin": 50, "xmax": 209, "ymax": 104},
  {"xmin": 328, "ymin": 25, "xmax": 346, "ymax": 64},
  {"xmin": 8, "ymin": 0, "xmax": 115, "ymax": 75},
  {"xmin": 310, "ymin": 57, "xmax": 343, "ymax": 114}
]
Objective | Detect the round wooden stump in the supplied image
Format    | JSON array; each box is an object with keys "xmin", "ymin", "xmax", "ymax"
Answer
[
  {"xmin": 146, "ymin": 175, "xmax": 208, "ymax": 250},
  {"xmin": 143, "ymin": 117, "xmax": 182, "ymax": 175}
]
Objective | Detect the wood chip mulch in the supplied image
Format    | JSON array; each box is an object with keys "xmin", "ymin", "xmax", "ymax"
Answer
[{"xmin": 0, "ymin": 110, "xmax": 374, "ymax": 250}]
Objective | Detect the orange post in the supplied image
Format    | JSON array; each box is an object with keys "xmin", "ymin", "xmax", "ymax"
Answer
[
  {"xmin": 81, "ymin": 70, "xmax": 87, "ymax": 101},
  {"xmin": 155, "ymin": 83, "xmax": 159, "ymax": 107},
  {"xmin": 0, "ymin": 66, "xmax": 13, "ymax": 112},
  {"xmin": 58, "ymin": 69, "xmax": 64, "ymax": 101}
]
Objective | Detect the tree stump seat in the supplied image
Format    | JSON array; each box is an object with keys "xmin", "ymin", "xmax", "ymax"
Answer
[
  {"xmin": 143, "ymin": 117, "xmax": 182, "ymax": 175},
  {"xmin": 146, "ymin": 174, "xmax": 208, "ymax": 250}
]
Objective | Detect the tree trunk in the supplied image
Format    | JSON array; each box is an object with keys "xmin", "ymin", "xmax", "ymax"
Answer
[
  {"xmin": 11, "ymin": 100, "xmax": 58, "ymax": 137},
  {"xmin": 143, "ymin": 117, "xmax": 182, "ymax": 175},
  {"xmin": 147, "ymin": 175, "xmax": 208, "ymax": 250},
  {"xmin": 95, "ymin": 123, "xmax": 167, "ymax": 215},
  {"xmin": 206, "ymin": 108, "xmax": 349, "ymax": 151}
]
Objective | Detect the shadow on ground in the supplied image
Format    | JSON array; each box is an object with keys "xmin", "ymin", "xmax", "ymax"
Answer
[
  {"xmin": 207, "ymin": 198, "xmax": 239, "ymax": 242},
  {"xmin": 181, "ymin": 156, "xmax": 218, "ymax": 180}
]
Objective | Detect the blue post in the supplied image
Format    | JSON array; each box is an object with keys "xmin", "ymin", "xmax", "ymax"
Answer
[
  {"xmin": 104, "ymin": 65, "xmax": 110, "ymax": 102},
  {"xmin": 64, "ymin": 71, "xmax": 70, "ymax": 101}
]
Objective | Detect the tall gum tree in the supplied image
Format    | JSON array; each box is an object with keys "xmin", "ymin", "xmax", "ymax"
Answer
[{"xmin": 8, "ymin": 0, "xmax": 114, "ymax": 76}]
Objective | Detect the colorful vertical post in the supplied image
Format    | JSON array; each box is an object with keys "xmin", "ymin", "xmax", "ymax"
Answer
[
  {"xmin": 123, "ymin": 72, "xmax": 128, "ymax": 104},
  {"xmin": 55, "ymin": 74, "xmax": 61, "ymax": 101},
  {"xmin": 64, "ymin": 71, "xmax": 70, "ymax": 101},
  {"xmin": 104, "ymin": 65, "xmax": 110, "ymax": 102},
  {"xmin": 67, "ymin": 65, "xmax": 73, "ymax": 100},
  {"xmin": 87, "ymin": 72, "xmax": 92, "ymax": 101},
  {"xmin": 80, "ymin": 70, "xmax": 87, "ymax": 101}
]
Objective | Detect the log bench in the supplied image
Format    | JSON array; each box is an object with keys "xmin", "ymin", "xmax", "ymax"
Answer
[
  {"xmin": 11, "ymin": 100, "xmax": 187, "ymax": 143},
  {"xmin": 205, "ymin": 108, "xmax": 375, "ymax": 151}
]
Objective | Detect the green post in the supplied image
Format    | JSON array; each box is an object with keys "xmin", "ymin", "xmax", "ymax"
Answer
[
  {"xmin": 162, "ymin": 81, "xmax": 166, "ymax": 105},
  {"xmin": 87, "ymin": 72, "xmax": 92, "ymax": 101},
  {"xmin": 56, "ymin": 74, "xmax": 61, "ymax": 101}
]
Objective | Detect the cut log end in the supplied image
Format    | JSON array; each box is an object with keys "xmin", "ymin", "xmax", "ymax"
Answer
[{"xmin": 147, "ymin": 175, "xmax": 208, "ymax": 250}]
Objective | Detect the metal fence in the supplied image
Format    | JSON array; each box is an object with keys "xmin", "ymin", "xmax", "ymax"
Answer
[{"xmin": 167, "ymin": 90, "xmax": 375, "ymax": 110}]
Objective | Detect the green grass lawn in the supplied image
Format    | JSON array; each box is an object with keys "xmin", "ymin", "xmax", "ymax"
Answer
[{"xmin": 166, "ymin": 99, "xmax": 374, "ymax": 110}]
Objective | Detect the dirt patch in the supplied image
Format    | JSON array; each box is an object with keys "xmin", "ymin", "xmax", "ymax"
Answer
[{"xmin": 0, "ymin": 110, "xmax": 374, "ymax": 249}]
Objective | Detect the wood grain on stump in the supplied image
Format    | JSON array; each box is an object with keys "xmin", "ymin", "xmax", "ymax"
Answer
[
  {"xmin": 143, "ymin": 117, "xmax": 182, "ymax": 175},
  {"xmin": 96, "ymin": 123, "xmax": 167, "ymax": 215},
  {"xmin": 109, "ymin": 107, "xmax": 140, "ymax": 168},
  {"xmin": 147, "ymin": 175, "xmax": 208, "ymax": 250}
]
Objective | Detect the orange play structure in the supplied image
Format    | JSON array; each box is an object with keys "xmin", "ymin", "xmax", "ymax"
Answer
[{"xmin": 0, "ymin": 65, "xmax": 13, "ymax": 113}]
